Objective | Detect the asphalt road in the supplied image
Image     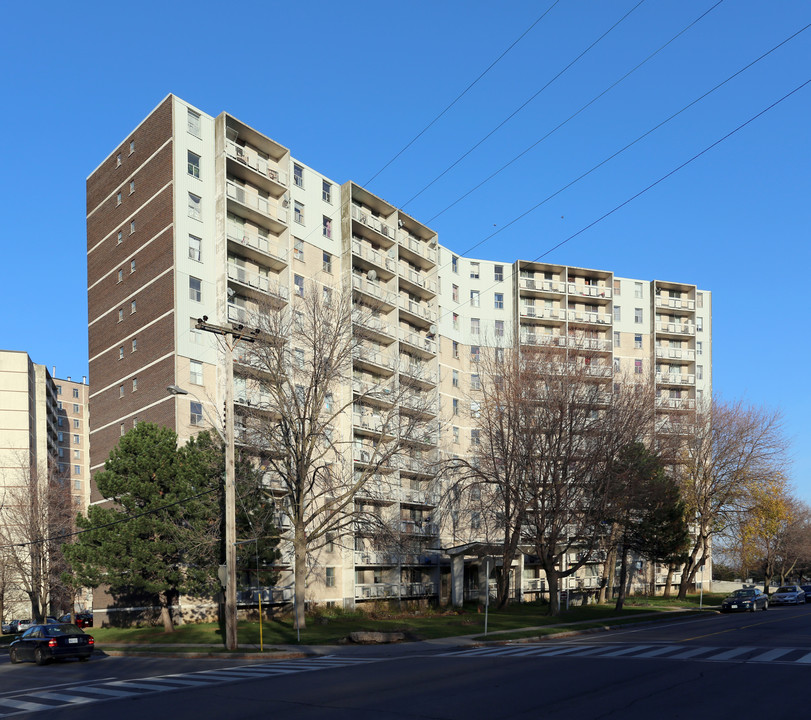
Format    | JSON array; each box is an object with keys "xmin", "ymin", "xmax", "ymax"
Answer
[{"xmin": 2, "ymin": 604, "xmax": 810, "ymax": 719}]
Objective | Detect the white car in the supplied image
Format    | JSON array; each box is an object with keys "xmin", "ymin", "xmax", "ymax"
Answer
[{"xmin": 770, "ymin": 585, "xmax": 806, "ymax": 605}]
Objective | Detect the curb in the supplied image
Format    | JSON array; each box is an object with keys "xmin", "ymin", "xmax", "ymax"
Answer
[{"xmin": 99, "ymin": 648, "xmax": 313, "ymax": 660}]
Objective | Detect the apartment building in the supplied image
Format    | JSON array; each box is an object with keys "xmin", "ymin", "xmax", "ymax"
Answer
[{"xmin": 86, "ymin": 95, "xmax": 712, "ymax": 610}]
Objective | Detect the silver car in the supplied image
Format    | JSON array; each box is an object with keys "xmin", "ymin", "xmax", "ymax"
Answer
[{"xmin": 770, "ymin": 585, "xmax": 806, "ymax": 605}]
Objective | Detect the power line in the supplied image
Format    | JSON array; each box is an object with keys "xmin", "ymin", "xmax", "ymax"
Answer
[
  {"xmin": 427, "ymin": 0, "xmax": 726, "ymax": 224},
  {"xmin": 436, "ymin": 76, "xmax": 811, "ymax": 325},
  {"xmin": 400, "ymin": 0, "xmax": 649, "ymax": 209},
  {"xmin": 363, "ymin": 1, "xmax": 561, "ymax": 186},
  {"xmin": 437, "ymin": 22, "xmax": 810, "ymax": 274}
]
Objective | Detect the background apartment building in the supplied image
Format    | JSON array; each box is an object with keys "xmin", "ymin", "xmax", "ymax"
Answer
[{"xmin": 86, "ymin": 95, "xmax": 711, "ymax": 609}]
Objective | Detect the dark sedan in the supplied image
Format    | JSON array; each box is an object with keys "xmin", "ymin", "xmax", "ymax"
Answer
[
  {"xmin": 801, "ymin": 585, "xmax": 811, "ymax": 603},
  {"xmin": 9, "ymin": 623, "xmax": 94, "ymax": 665},
  {"xmin": 720, "ymin": 588, "xmax": 769, "ymax": 612}
]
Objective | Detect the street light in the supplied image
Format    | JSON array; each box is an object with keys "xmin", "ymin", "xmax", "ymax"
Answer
[{"xmin": 167, "ymin": 383, "xmax": 237, "ymax": 650}]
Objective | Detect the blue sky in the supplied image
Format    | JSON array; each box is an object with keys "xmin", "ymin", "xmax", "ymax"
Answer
[{"xmin": 1, "ymin": 1, "xmax": 808, "ymax": 496}]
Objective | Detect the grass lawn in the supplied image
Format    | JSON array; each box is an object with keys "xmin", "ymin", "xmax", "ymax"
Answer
[{"xmin": 85, "ymin": 593, "xmax": 725, "ymax": 649}]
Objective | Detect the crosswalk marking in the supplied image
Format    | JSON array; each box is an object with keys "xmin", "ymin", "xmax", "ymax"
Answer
[
  {"xmin": 0, "ymin": 656, "xmax": 380, "ymax": 717},
  {"xmin": 635, "ymin": 645, "xmax": 680, "ymax": 658},
  {"xmin": 706, "ymin": 647, "xmax": 757, "ymax": 661},
  {"xmin": 795, "ymin": 652, "xmax": 811, "ymax": 664},
  {"xmin": 668, "ymin": 646, "xmax": 720, "ymax": 659},
  {"xmin": 748, "ymin": 648, "xmax": 796, "ymax": 662},
  {"xmin": 599, "ymin": 644, "xmax": 654, "ymax": 657}
]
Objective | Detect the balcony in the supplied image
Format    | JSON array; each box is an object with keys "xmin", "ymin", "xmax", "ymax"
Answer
[
  {"xmin": 399, "ymin": 328, "xmax": 437, "ymax": 357},
  {"xmin": 399, "ymin": 452, "xmax": 437, "ymax": 476},
  {"xmin": 655, "ymin": 321, "xmax": 695, "ymax": 336},
  {"xmin": 567, "ymin": 336, "xmax": 612, "ymax": 352},
  {"xmin": 519, "ymin": 331, "xmax": 566, "ymax": 348},
  {"xmin": 398, "ymin": 263, "xmax": 437, "ymax": 298},
  {"xmin": 352, "ymin": 275, "xmax": 397, "ymax": 310},
  {"xmin": 398, "ymin": 297, "xmax": 436, "ymax": 328},
  {"xmin": 579, "ymin": 363, "xmax": 613, "ymax": 378},
  {"xmin": 352, "ymin": 240, "xmax": 396, "ymax": 278},
  {"xmin": 352, "ymin": 376, "xmax": 395, "ymax": 402},
  {"xmin": 227, "ymin": 263, "xmax": 273, "ymax": 296},
  {"xmin": 655, "ymin": 372, "xmax": 696, "ymax": 386},
  {"xmin": 399, "ymin": 361, "xmax": 437, "ymax": 388},
  {"xmin": 400, "ymin": 390, "xmax": 439, "ymax": 418},
  {"xmin": 353, "ymin": 412, "xmax": 388, "ymax": 436},
  {"xmin": 226, "ymin": 181, "xmax": 288, "ymax": 232},
  {"xmin": 400, "ymin": 520, "xmax": 439, "ymax": 536},
  {"xmin": 400, "ymin": 486, "xmax": 439, "ymax": 506},
  {"xmin": 519, "ymin": 306, "xmax": 566, "ymax": 322},
  {"xmin": 655, "ymin": 295, "xmax": 695, "ymax": 311},
  {"xmin": 567, "ymin": 283, "xmax": 612, "ymax": 300},
  {"xmin": 655, "ymin": 346, "xmax": 695, "ymax": 361},
  {"xmin": 352, "ymin": 346, "xmax": 397, "ymax": 375},
  {"xmin": 518, "ymin": 277, "xmax": 565, "ymax": 295},
  {"xmin": 568, "ymin": 310, "xmax": 612, "ymax": 325},
  {"xmin": 353, "ymin": 551, "xmax": 395, "ymax": 566},
  {"xmin": 226, "ymin": 225, "xmax": 288, "ymax": 270},
  {"xmin": 352, "ymin": 312, "xmax": 396, "ymax": 343},
  {"xmin": 354, "ymin": 477, "xmax": 396, "ymax": 502},
  {"xmin": 655, "ymin": 396, "xmax": 696, "ymax": 411},
  {"xmin": 397, "ymin": 230, "xmax": 437, "ymax": 268},
  {"xmin": 351, "ymin": 204, "xmax": 396, "ymax": 246},
  {"xmin": 225, "ymin": 139, "xmax": 288, "ymax": 196}
]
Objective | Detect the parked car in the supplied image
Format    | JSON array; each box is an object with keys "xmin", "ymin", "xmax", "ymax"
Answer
[
  {"xmin": 800, "ymin": 585, "xmax": 811, "ymax": 602},
  {"xmin": 770, "ymin": 585, "xmax": 806, "ymax": 605},
  {"xmin": 720, "ymin": 588, "xmax": 769, "ymax": 613},
  {"xmin": 58, "ymin": 612, "xmax": 93, "ymax": 629},
  {"xmin": 1, "ymin": 622, "xmax": 11, "ymax": 635},
  {"xmin": 8, "ymin": 624, "xmax": 94, "ymax": 665},
  {"xmin": 15, "ymin": 619, "xmax": 34, "ymax": 633}
]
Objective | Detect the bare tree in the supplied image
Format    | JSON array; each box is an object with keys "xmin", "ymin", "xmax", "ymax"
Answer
[
  {"xmin": 234, "ymin": 279, "xmax": 438, "ymax": 628},
  {"xmin": 0, "ymin": 455, "xmax": 74, "ymax": 622},
  {"xmin": 675, "ymin": 398, "xmax": 789, "ymax": 600}
]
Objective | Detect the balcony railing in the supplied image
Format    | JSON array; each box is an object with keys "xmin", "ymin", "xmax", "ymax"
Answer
[
  {"xmin": 354, "ymin": 551, "xmax": 395, "ymax": 566},
  {"xmin": 568, "ymin": 310, "xmax": 612, "ymax": 325},
  {"xmin": 655, "ymin": 321, "xmax": 695, "ymax": 335},
  {"xmin": 398, "ymin": 231, "xmax": 437, "ymax": 264},
  {"xmin": 399, "ymin": 362, "xmax": 437, "ymax": 385},
  {"xmin": 568, "ymin": 336, "xmax": 612, "ymax": 351},
  {"xmin": 518, "ymin": 277, "xmax": 565, "ymax": 293},
  {"xmin": 655, "ymin": 372, "xmax": 696, "ymax": 385},
  {"xmin": 225, "ymin": 139, "xmax": 288, "ymax": 187},
  {"xmin": 353, "ymin": 413, "xmax": 386, "ymax": 434},
  {"xmin": 400, "ymin": 487, "xmax": 439, "ymax": 505},
  {"xmin": 398, "ymin": 297, "xmax": 436, "ymax": 322},
  {"xmin": 568, "ymin": 283, "xmax": 611, "ymax": 299},
  {"xmin": 655, "ymin": 346, "xmax": 695, "ymax": 361},
  {"xmin": 400, "ymin": 329, "xmax": 437, "ymax": 355},
  {"xmin": 352, "ymin": 347, "xmax": 397, "ymax": 371},
  {"xmin": 400, "ymin": 520, "xmax": 439, "ymax": 535},
  {"xmin": 352, "ymin": 275, "xmax": 397, "ymax": 305},
  {"xmin": 655, "ymin": 397, "xmax": 696, "ymax": 410},
  {"xmin": 519, "ymin": 332, "xmax": 566, "ymax": 347},
  {"xmin": 352, "ymin": 240, "xmax": 397, "ymax": 273},
  {"xmin": 655, "ymin": 296, "xmax": 695, "ymax": 310},
  {"xmin": 226, "ymin": 181, "xmax": 288, "ymax": 225},
  {"xmin": 351, "ymin": 204, "xmax": 396, "ymax": 241},
  {"xmin": 520, "ymin": 306, "xmax": 565, "ymax": 320},
  {"xmin": 398, "ymin": 264, "xmax": 437, "ymax": 294},
  {"xmin": 226, "ymin": 225, "xmax": 288, "ymax": 264},
  {"xmin": 352, "ymin": 312, "xmax": 396, "ymax": 339},
  {"xmin": 352, "ymin": 377, "xmax": 394, "ymax": 398},
  {"xmin": 227, "ymin": 264, "xmax": 271, "ymax": 293}
]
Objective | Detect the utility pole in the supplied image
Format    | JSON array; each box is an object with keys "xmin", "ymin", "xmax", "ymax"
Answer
[{"xmin": 195, "ymin": 316, "xmax": 258, "ymax": 651}]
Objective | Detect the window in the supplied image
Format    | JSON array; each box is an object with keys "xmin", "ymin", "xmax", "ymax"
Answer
[
  {"xmin": 696, "ymin": 341, "xmax": 703, "ymax": 356},
  {"xmin": 293, "ymin": 237, "xmax": 304, "ymax": 260},
  {"xmin": 130, "ymin": 260, "xmax": 136, "ymax": 273},
  {"xmin": 495, "ymin": 320, "xmax": 504, "ymax": 337},
  {"xmin": 188, "ymin": 193, "xmax": 201, "ymax": 221},
  {"xmin": 452, "ymin": 398, "xmax": 459, "ymax": 416},
  {"xmin": 470, "ymin": 262, "xmax": 480, "ymax": 279},
  {"xmin": 470, "ymin": 401, "xmax": 480, "ymax": 418},
  {"xmin": 116, "ymin": 192, "xmax": 122, "ymax": 206},
  {"xmin": 452, "ymin": 341, "xmax": 459, "ymax": 359},
  {"xmin": 634, "ymin": 308, "xmax": 643, "ymax": 324},
  {"xmin": 118, "ymin": 346, "xmax": 124, "ymax": 360},
  {"xmin": 470, "ymin": 318, "xmax": 480, "ymax": 335},
  {"xmin": 634, "ymin": 334, "xmax": 642, "ymax": 349},
  {"xmin": 74, "ymin": 449, "xmax": 80, "ymax": 459},
  {"xmin": 471, "ymin": 374, "xmax": 481, "ymax": 390},
  {"xmin": 697, "ymin": 365, "xmax": 703, "ymax": 380},
  {"xmin": 73, "ymin": 404, "xmax": 79, "ymax": 413},
  {"xmin": 697, "ymin": 292, "xmax": 704, "ymax": 308},
  {"xmin": 118, "ymin": 308, "xmax": 124, "ymax": 322},
  {"xmin": 613, "ymin": 306, "xmax": 621, "ymax": 322},
  {"xmin": 58, "ymin": 447, "xmax": 64, "ymax": 458},
  {"xmin": 494, "ymin": 293, "xmax": 504, "ymax": 309},
  {"xmin": 453, "ymin": 426, "xmax": 459, "ymax": 444},
  {"xmin": 58, "ymin": 431, "xmax": 64, "ymax": 442},
  {"xmin": 322, "ymin": 251, "xmax": 332, "ymax": 273},
  {"xmin": 120, "ymin": 423, "xmax": 125, "ymax": 436},
  {"xmin": 470, "ymin": 345, "xmax": 480, "ymax": 361},
  {"xmin": 294, "ymin": 274, "xmax": 304, "ymax": 297},
  {"xmin": 696, "ymin": 317, "xmax": 704, "ymax": 332},
  {"xmin": 129, "ymin": 140, "xmax": 135, "ymax": 154},
  {"xmin": 452, "ymin": 284, "xmax": 459, "ymax": 302},
  {"xmin": 293, "ymin": 163, "xmax": 304, "ymax": 188},
  {"xmin": 187, "ymin": 109, "xmax": 201, "ymax": 137},
  {"xmin": 190, "ymin": 360, "xmax": 203, "ymax": 385},
  {"xmin": 187, "ymin": 151, "xmax": 200, "ymax": 178},
  {"xmin": 117, "ymin": 230, "xmax": 123, "ymax": 244},
  {"xmin": 613, "ymin": 279, "xmax": 621, "ymax": 295},
  {"xmin": 322, "ymin": 286, "xmax": 332, "ymax": 305},
  {"xmin": 471, "ymin": 429, "xmax": 480, "ymax": 446},
  {"xmin": 322, "ymin": 180, "xmax": 332, "ymax": 203},
  {"xmin": 73, "ymin": 434, "xmax": 79, "ymax": 445},
  {"xmin": 72, "ymin": 387, "xmax": 79, "ymax": 399},
  {"xmin": 452, "ymin": 313, "xmax": 459, "ymax": 330},
  {"xmin": 494, "ymin": 265, "xmax": 503, "ymax": 282},
  {"xmin": 131, "ymin": 300, "xmax": 137, "ymax": 314},
  {"xmin": 132, "ymin": 377, "xmax": 137, "ymax": 392},
  {"xmin": 188, "ymin": 234, "xmax": 201, "ymax": 261},
  {"xmin": 74, "ymin": 465, "xmax": 81, "ymax": 476},
  {"xmin": 634, "ymin": 359, "xmax": 643, "ymax": 375},
  {"xmin": 321, "ymin": 566, "xmax": 335, "ymax": 588},
  {"xmin": 294, "ymin": 348, "xmax": 305, "ymax": 369},
  {"xmin": 294, "ymin": 201, "xmax": 304, "ymax": 224},
  {"xmin": 614, "ymin": 358, "xmax": 620, "ymax": 372},
  {"xmin": 129, "ymin": 180, "xmax": 135, "ymax": 194},
  {"xmin": 131, "ymin": 338, "xmax": 137, "ymax": 352},
  {"xmin": 130, "ymin": 220, "xmax": 135, "ymax": 234},
  {"xmin": 452, "ymin": 255, "xmax": 458, "ymax": 273},
  {"xmin": 322, "ymin": 216, "xmax": 332, "ymax": 239},
  {"xmin": 613, "ymin": 331, "xmax": 620, "ymax": 348},
  {"xmin": 58, "ymin": 416, "xmax": 64, "ymax": 427},
  {"xmin": 56, "ymin": 385, "xmax": 62, "ymax": 395},
  {"xmin": 116, "ymin": 153, "xmax": 121, "ymax": 167},
  {"xmin": 119, "ymin": 385, "xmax": 124, "ymax": 398},
  {"xmin": 470, "ymin": 290, "xmax": 480, "ymax": 308},
  {"xmin": 74, "ymin": 479, "xmax": 81, "ymax": 490},
  {"xmin": 634, "ymin": 282, "xmax": 643, "ymax": 299},
  {"xmin": 118, "ymin": 267, "xmax": 124, "ymax": 282},
  {"xmin": 190, "ymin": 401, "xmax": 203, "ymax": 426},
  {"xmin": 189, "ymin": 276, "xmax": 202, "ymax": 302}
]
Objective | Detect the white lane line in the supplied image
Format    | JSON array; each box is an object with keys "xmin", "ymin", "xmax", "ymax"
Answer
[
  {"xmin": 27, "ymin": 691, "xmax": 94, "ymax": 704},
  {"xmin": 706, "ymin": 647, "xmax": 757, "ymax": 661},
  {"xmin": 747, "ymin": 648, "xmax": 797, "ymax": 663}
]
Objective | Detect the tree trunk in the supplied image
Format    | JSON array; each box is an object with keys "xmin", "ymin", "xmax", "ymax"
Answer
[
  {"xmin": 546, "ymin": 567, "xmax": 561, "ymax": 616},
  {"xmin": 159, "ymin": 591, "xmax": 174, "ymax": 633},
  {"xmin": 294, "ymin": 523, "xmax": 307, "ymax": 631},
  {"xmin": 663, "ymin": 563, "xmax": 675, "ymax": 598},
  {"xmin": 615, "ymin": 541, "xmax": 629, "ymax": 612},
  {"xmin": 677, "ymin": 536, "xmax": 706, "ymax": 600}
]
